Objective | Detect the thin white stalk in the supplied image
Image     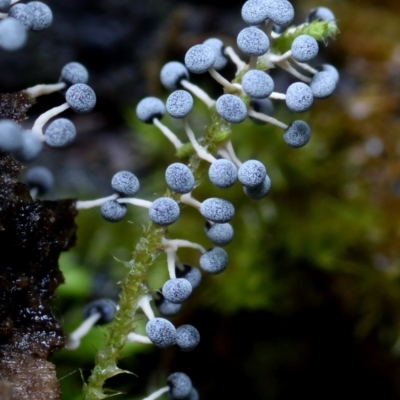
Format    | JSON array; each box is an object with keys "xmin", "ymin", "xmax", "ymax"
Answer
[
  {"xmin": 141, "ymin": 386, "xmax": 169, "ymax": 400},
  {"xmin": 182, "ymin": 118, "xmax": 216, "ymax": 164},
  {"xmin": 269, "ymin": 50, "xmax": 292, "ymax": 64},
  {"xmin": 270, "ymin": 30, "xmax": 281, "ymax": 39},
  {"xmin": 66, "ymin": 313, "xmax": 101, "ymax": 350},
  {"xmin": 127, "ymin": 332, "xmax": 153, "ymax": 345},
  {"xmin": 217, "ymin": 140, "xmax": 242, "ymax": 167},
  {"xmin": 21, "ymin": 82, "xmax": 66, "ymax": 98},
  {"xmin": 137, "ymin": 295, "xmax": 155, "ymax": 321},
  {"xmin": 180, "ymin": 193, "xmax": 202, "ymax": 210},
  {"xmin": 277, "ymin": 60, "xmax": 312, "ymax": 82},
  {"xmin": 175, "ymin": 256, "xmax": 185, "ymax": 272},
  {"xmin": 263, "ymin": 19, "xmax": 274, "ymax": 41},
  {"xmin": 29, "ymin": 187, "xmax": 38, "ymax": 200},
  {"xmin": 249, "ymin": 56, "xmax": 258, "ymax": 70},
  {"xmin": 118, "ymin": 197, "xmax": 152, "ymax": 209},
  {"xmin": 291, "ymin": 58, "xmax": 318, "ymax": 75},
  {"xmin": 269, "ymin": 91, "xmax": 286, "ymax": 100},
  {"xmin": 208, "ymin": 68, "xmax": 241, "ymax": 93},
  {"xmin": 165, "ymin": 248, "xmax": 177, "ymax": 280},
  {"xmin": 224, "ymin": 46, "xmax": 247, "ymax": 75},
  {"xmin": 75, "ymin": 194, "xmax": 119, "ymax": 210},
  {"xmin": 181, "ymin": 79, "xmax": 215, "ymax": 108},
  {"xmin": 217, "ymin": 148, "xmax": 233, "ymax": 163},
  {"xmin": 163, "ymin": 237, "xmax": 206, "ymax": 254},
  {"xmin": 152, "ymin": 118, "xmax": 183, "ymax": 151},
  {"xmin": 248, "ymin": 109, "xmax": 288, "ymax": 129},
  {"xmin": 31, "ymin": 102, "xmax": 70, "ymax": 135}
]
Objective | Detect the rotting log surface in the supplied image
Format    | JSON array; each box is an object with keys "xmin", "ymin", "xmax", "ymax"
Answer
[{"xmin": 0, "ymin": 153, "xmax": 77, "ymax": 400}]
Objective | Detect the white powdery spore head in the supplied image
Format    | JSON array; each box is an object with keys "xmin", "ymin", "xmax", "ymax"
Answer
[
  {"xmin": 205, "ymin": 222, "xmax": 234, "ymax": 246},
  {"xmin": 146, "ymin": 318, "xmax": 177, "ymax": 348},
  {"xmin": 165, "ymin": 163, "xmax": 195, "ymax": 194},
  {"xmin": 242, "ymin": 70, "xmax": 274, "ymax": 99},
  {"xmin": 283, "ymin": 120, "xmax": 311, "ymax": 148},
  {"xmin": 199, "ymin": 247, "xmax": 228, "ymax": 274},
  {"xmin": 176, "ymin": 264, "xmax": 202, "ymax": 289},
  {"xmin": 318, "ymin": 64, "xmax": 340, "ymax": 84},
  {"xmin": 238, "ymin": 160, "xmax": 267, "ymax": 188},
  {"xmin": 310, "ymin": 71, "xmax": 337, "ymax": 99},
  {"xmin": 216, "ymin": 94, "xmax": 247, "ymax": 124},
  {"xmin": 285, "ymin": 82, "xmax": 314, "ymax": 113},
  {"xmin": 291, "ymin": 34, "xmax": 319, "ymax": 62},
  {"xmin": 162, "ymin": 278, "xmax": 193, "ymax": 304},
  {"xmin": 237, "ymin": 26, "xmax": 270, "ymax": 56},
  {"xmin": 27, "ymin": 1, "xmax": 53, "ymax": 31},
  {"xmin": 203, "ymin": 38, "xmax": 228, "ymax": 70},
  {"xmin": 307, "ymin": 6, "xmax": 335, "ymax": 23},
  {"xmin": 65, "ymin": 83, "xmax": 96, "ymax": 114},
  {"xmin": 136, "ymin": 97, "xmax": 165, "ymax": 123},
  {"xmin": 0, "ymin": 17, "xmax": 27, "ymax": 51},
  {"xmin": 61, "ymin": 62, "xmax": 89, "ymax": 85},
  {"xmin": 265, "ymin": 0, "xmax": 294, "ymax": 27},
  {"xmin": 44, "ymin": 118, "xmax": 76, "ymax": 148},
  {"xmin": 149, "ymin": 197, "xmax": 180, "ymax": 226},
  {"xmin": 167, "ymin": 373, "xmax": 193, "ymax": 399},
  {"xmin": 111, "ymin": 171, "xmax": 140, "ymax": 197},
  {"xmin": 160, "ymin": 61, "xmax": 189, "ymax": 91},
  {"xmin": 166, "ymin": 90, "xmax": 194, "ymax": 119},
  {"xmin": 16, "ymin": 130, "xmax": 43, "ymax": 161},
  {"xmin": 184, "ymin": 44, "xmax": 216, "ymax": 74},
  {"xmin": 100, "ymin": 200, "xmax": 127, "ymax": 222},
  {"xmin": 176, "ymin": 324, "xmax": 200, "ymax": 352},
  {"xmin": 208, "ymin": 159, "xmax": 238, "ymax": 189},
  {"xmin": 241, "ymin": 0, "xmax": 269, "ymax": 25},
  {"xmin": 200, "ymin": 198, "xmax": 235, "ymax": 223},
  {"xmin": 8, "ymin": 3, "xmax": 33, "ymax": 29},
  {"xmin": 0, "ymin": 119, "xmax": 23, "ymax": 152}
]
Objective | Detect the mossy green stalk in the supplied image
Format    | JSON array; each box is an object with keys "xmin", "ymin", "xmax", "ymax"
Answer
[
  {"xmin": 83, "ymin": 224, "xmax": 165, "ymax": 399},
  {"xmin": 83, "ymin": 113, "xmax": 231, "ymax": 399}
]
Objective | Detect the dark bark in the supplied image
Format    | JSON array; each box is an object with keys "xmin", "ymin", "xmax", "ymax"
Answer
[{"xmin": 0, "ymin": 153, "xmax": 77, "ymax": 399}]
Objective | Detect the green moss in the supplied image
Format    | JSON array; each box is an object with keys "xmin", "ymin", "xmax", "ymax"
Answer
[{"xmin": 271, "ymin": 20, "xmax": 339, "ymax": 54}]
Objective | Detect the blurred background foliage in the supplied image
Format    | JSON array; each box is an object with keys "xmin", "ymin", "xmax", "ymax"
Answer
[{"xmin": 4, "ymin": 0, "xmax": 400, "ymax": 398}]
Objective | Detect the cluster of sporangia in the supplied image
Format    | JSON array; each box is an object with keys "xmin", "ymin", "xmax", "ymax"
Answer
[
  {"xmin": 0, "ymin": 0, "xmax": 53, "ymax": 51},
  {"xmin": 0, "ymin": 1, "xmax": 338, "ymax": 399}
]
